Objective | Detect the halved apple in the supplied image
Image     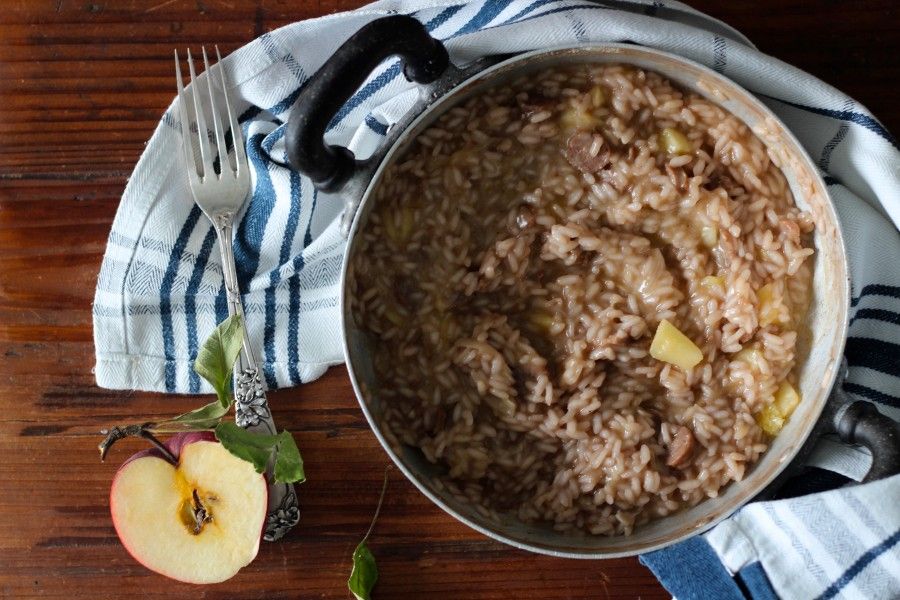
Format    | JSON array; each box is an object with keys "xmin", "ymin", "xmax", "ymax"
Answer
[{"xmin": 109, "ymin": 432, "xmax": 267, "ymax": 584}]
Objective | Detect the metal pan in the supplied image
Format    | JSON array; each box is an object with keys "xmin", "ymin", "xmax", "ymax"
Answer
[{"xmin": 285, "ymin": 15, "xmax": 900, "ymax": 558}]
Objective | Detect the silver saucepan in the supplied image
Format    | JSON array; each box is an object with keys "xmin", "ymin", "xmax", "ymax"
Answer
[{"xmin": 284, "ymin": 16, "xmax": 900, "ymax": 557}]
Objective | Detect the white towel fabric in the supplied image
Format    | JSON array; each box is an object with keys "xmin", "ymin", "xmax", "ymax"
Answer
[{"xmin": 93, "ymin": 1, "xmax": 900, "ymax": 597}]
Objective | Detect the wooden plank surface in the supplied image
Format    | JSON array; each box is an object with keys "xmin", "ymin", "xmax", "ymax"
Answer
[{"xmin": 0, "ymin": 1, "xmax": 896, "ymax": 598}]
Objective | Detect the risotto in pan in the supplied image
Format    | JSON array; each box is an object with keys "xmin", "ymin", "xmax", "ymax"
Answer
[{"xmin": 349, "ymin": 64, "xmax": 814, "ymax": 535}]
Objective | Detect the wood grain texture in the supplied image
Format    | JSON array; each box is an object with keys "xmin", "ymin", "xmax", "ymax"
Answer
[{"xmin": 0, "ymin": 1, "xmax": 896, "ymax": 598}]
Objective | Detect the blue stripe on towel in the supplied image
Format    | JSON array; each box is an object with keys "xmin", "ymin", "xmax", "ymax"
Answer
[
  {"xmin": 713, "ymin": 35, "xmax": 727, "ymax": 73},
  {"xmin": 737, "ymin": 562, "xmax": 778, "ymax": 600},
  {"xmin": 215, "ymin": 283, "xmax": 228, "ymax": 325},
  {"xmin": 424, "ymin": 3, "xmax": 465, "ymax": 30},
  {"xmin": 238, "ymin": 103, "xmax": 264, "ymax": 125},
  {"xmin": 504, "ymin": 0, "xmax": 564, "ymax": 23},
  {"xmin": 850, "ymin": 307, "xmax": 900, "ymax": 327},
  {"xmin": 270, "ymin": 86, "xmax": 306, "ymax": 117},
  {"xmin": 262, "ymin": 125, "xmax": 287, "ymax": 154},
  {"xmin": 453, "ymin": 0, "xmax": 516, "ymax": 35},
  {"xmin": 762, "ymin": 94, "xmax": 899, "ymax": 151},
  {"xmin": 845, "ymin": 337, "xmax": 900, "ymax": 378},
  {"xmin": 232, "ymin": 132, "xmax": 278, "ymax": 385},
  {"xmin": 185, "ymin": 226, "xmax": 218, "ymax": 392},
  {"xmin": 818, "ymin": 100, "xmax": 853, "ymax": 172},
  {"xmin": 159, "ymin": 205, "xmax": 203, "ymax": 392},
  {"xmin": 287, "ymin": 178, "xmax": 310, "ymax": 385},
  {"xmin": 262, "ymin": 289, "xmax": 278, "ymax": 388},
  {"xmin": 815, "ymin": 528, "xmax": 900, "ymax": 600},
  {"xmin": 304, "ymin": 189, "xmax": 317, "ymax": 249},
  {"xmin": 330, "ymin": 62, "xmax": 403, "ymax": 128},
  {"xmin": 364, "ymin": 114, "xmax": 388, "ymax": 136},
  {"xmin": 493, "ymin": 3, "xmax": 606, "ymax": 27},
  {"xmin": 851, "ymin": 284, "xmax": 900, "ymax": 307},
  {"xmin": 260, "ymin": 31, "xmax": 307, "ymax": 83},
  {"xmin": 234, "ymin": 133, "xmax": 277, "ymax": 292},
  {"xmin": 235, "ymin": 125, "xmax": 284, "ymax": 388},
  {"xmin": 843, "ymin": 381, "xmax": 900, "ymax": 409},
  {"xmin": 263, "ymin": 170, "xmax": 305, "ymax": 388}
]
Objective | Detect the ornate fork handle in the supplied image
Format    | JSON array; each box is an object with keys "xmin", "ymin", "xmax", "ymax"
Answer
[{"xmin": 214, "ymin": 213, "xmax": 300, "ymax": 542}]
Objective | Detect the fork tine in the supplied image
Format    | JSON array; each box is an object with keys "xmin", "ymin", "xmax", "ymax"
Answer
[
  {"xmin": 174, "ymin": 50, "xmax": 199, "ymax": 179},
  {"xmin": 216, "ymin": 45, "xmax": 247, "ymax": 176},
  {"xmin": 202, "ymin": 46, "xmax": 230, "ymax": 178},
  {"xmin": 187, "ymin": 48, "xmax": 212, "ymax": 179}
]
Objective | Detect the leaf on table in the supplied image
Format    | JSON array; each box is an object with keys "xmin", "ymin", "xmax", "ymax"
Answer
[
  {"xmin": 347, "ymin": 467, "xmax": 390, "ymax": 600},
  {"xmin": 194, "ymin": 314, "xmax": 244, "ymax": 408},
  {"xmin": 348, "ymin": 541, "xmax": 378, "ymax": 600}
]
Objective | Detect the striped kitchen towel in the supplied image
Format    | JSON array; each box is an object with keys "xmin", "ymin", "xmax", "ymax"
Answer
[
  {"xmin": 641, "ymin": 472, "xmax": 900, "ymax": 600},
  {"xmin": 93, "ymin": 0, "xmax": 900, "ymax": 597}
]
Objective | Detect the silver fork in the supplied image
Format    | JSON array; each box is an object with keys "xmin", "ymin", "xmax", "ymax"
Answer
[{"xmin": 174, "ymin": 46, "xmax": 299, "ymax": 541}]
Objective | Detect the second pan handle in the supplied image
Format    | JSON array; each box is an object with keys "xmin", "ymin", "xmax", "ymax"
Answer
[{"xmin": 285, "ymin": 15, "xmax": 450, "ymax": 192}]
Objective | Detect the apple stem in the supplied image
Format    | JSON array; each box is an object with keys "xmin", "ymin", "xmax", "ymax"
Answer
[
  {"xmin": 98, "ymin": 423, "xmax": 178, "ymax": 467},
  {"xmin": 361, "ymin": 465, "xmax": 391, "ymax": 544},
  {"xmin": 139, "ymin": 430, "xmax": 179, "ymax": 466}
]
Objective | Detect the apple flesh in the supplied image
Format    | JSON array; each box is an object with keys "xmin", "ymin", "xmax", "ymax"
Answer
[{"xmin": 110, "ymin": 432, "xmax": 267, "ymax": 584}]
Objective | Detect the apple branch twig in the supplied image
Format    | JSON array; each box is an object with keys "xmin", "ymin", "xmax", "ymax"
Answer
[{"xmin": 98, "ymin": 423, "xmax": 178, "ymax": 466}]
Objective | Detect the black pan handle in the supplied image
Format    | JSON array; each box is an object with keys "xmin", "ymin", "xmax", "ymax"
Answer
[
  {"xmin": 285, "ymin": 15, "xmax": 450, "ymax": 192},
  {"xmin": 835, "ymin": 400, "xmax": 900, "ymax": 483}
]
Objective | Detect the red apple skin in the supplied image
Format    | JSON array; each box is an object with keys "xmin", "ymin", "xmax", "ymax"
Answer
[
  {"xmin": 166, "ymin": 431, "xmax": 217, "ymax": 460},
  {"xmin": 109, "ymin": 431, "xmax": 268, "ymax": 583}
]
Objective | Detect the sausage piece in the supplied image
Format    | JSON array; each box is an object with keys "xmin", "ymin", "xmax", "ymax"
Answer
[
  {"xmin": 565, "ymin": 131, "xmax": 610, "ymax": 174},
  {"xmin": 513, "ymin": 205, "xmax": 535, "ymax": 232},
  {"xmin": 666, "ymin": 425, "xmax": 696, "ymax": 468}
]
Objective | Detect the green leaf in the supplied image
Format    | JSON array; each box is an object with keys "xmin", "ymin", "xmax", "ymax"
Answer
[
  {"xmin": 347, "ymin": 467, "xmax": 389, "ymax": 600},
  {"xmin": 168, "ymin": 400, "xmax": 230, "ymax": 430},
  {"xmin": 347, "ymin": 541, "xmax": 378, "ymax": 600},
  {"xmin": 273, "ymin": 431, "xmax": 305, "ymax": 484},
  {"xmin": 194, "ymin": 314, "xmax": 244, "ymax": 407},
  {"xmin": 214, "ymin": 421, "xmax": 277, "ymax": 474}
]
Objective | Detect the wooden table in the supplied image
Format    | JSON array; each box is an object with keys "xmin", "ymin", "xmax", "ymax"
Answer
[{"xmin": 1, "ymin": 1, "xmax": 896, "ymax": 598}]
